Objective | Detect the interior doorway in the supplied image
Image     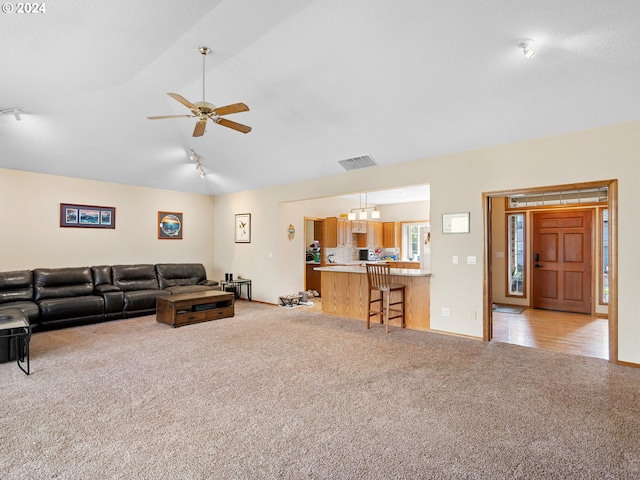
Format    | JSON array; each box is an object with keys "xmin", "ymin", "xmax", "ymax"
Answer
[{"xmin": 483, "ymin": 180, "xmax": 618, "ymax": 363}]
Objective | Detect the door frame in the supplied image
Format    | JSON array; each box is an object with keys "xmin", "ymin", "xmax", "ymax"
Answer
[{"xmin": 482, "ymin": 179, "xmax": 618, "ymax": 363}]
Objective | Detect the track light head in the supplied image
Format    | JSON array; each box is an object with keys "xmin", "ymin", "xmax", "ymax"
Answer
[{"xmin": 517, "ymin": 38, "xmax": 536, "ymax": 59}]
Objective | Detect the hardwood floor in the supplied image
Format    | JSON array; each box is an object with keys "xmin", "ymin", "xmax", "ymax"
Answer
[
  {"xmin": 492, "ymin": 308, "xmax": 609, "ymax": 360},
  {"xmin": 309, "ymin": 298, "xmax": 608, "ymax": 360}
]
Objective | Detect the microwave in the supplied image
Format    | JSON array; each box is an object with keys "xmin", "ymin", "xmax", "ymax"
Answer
[{"xmin": 359, "ymin": 249, "xmax": 376, "ymax": 261}]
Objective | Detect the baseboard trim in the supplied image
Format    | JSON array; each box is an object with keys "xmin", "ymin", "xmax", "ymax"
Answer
[{"xmin": 617, "ymin": 360, "xmax": 640, "ymax": 369}]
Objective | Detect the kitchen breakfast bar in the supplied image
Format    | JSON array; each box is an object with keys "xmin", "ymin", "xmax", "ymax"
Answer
[{"xmin": 314, "ymin": 265, "xmax": 431, "ymax": 331}]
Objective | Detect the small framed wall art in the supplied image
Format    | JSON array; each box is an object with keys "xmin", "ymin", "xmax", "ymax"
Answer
[
  {"xmin": 235, "ymin": 213, "xmax": 251, "ymax": 243},
  {"xmin": 60, "ymin": 203, "xmax": 116, "ymax": 229},
  {"xmin": 158, "ymin": 211, "xmax": 183, "ymax": 239},
  {"xmin": 442, "ymin": 212, "xmax": 470, "ymax": 234}
]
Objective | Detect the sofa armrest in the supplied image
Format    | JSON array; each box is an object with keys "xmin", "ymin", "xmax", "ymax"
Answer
[{"xmin": 199, "ymin": 280, "xmax": 219, "ymax": 287}]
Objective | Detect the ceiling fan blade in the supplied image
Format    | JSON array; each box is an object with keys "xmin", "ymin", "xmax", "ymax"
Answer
[
  {"xmin": 147, "ymin": 115, "xmax": 193, "ymax": 120},
  {"xmin": 213, "ymin": 103, "xmax": 250, "ymax": 116},
  {"xmin": 193, "ymin": 119, "xmax": 207, "ymax": 137},
  {"xmin": 167, "ymin": 93, "xmax": 198, "ymax": 111},
  {"xmin": 216, "ymin": 117, "xmax": 252, "ymax": 134}
]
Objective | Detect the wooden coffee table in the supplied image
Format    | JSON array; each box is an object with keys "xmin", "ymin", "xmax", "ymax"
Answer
[{"xmin": 156, "ymin": 290, "xmax": 235, "ymax": 328}]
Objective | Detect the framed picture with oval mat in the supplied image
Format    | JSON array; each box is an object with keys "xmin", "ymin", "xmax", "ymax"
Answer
[{"xmin": 158, "ymin": 211, "xmax": 183, "ymax": 239}]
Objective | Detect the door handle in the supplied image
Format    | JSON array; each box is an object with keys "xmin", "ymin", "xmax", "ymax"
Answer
[{"xmin": 534, "ymin": 264, "xmax": 544, "ymax": 268}]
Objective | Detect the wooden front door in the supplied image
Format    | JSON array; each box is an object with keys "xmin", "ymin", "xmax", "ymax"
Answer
[{"xmin": 532, "ymin": 210, "xmax": 592, "ymax": 314}]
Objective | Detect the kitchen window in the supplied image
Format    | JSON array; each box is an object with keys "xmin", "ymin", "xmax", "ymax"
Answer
[{"xmin": 402, "ymin": 222, "xmax": 428, "ymax": 261}]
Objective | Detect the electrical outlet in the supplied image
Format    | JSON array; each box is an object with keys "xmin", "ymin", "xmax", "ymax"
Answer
[
  {"xmin": 467, "ymin": 256, "xmax": 476, "ymax": 265},
  {"xmin": 441, "ymin": 308, "xmax": 451, "ymax": 317}
]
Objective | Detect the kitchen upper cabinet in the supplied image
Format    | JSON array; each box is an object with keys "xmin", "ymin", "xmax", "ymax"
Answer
[
  {"xmin": 325, "ymin": 217, "xmax": 338, "ymax": 248},
  {"xmin": 383, "ymin": 222, "xmax": 398, "ymax": 248},
  {"xmin": 367, "ymin": 222, "xmax": 383, "ymax": 248},
  {"xmin": 338, "ymin": 218, "xmax": 351, "ymax": 246},
  {"xmin": 351, "ymin": 221, "xmax": 367, "ymax": 233},
  {"xmin": 325, "ymin": 217, "xmax": 351, "ymax": 248}
]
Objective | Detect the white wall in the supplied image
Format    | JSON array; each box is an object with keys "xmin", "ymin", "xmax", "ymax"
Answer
[
  {"xmin": 0, "ymin": 168, "xmax": 217, "ymax": 275},
  {"xmin": 212, "ymin": 120, "xmax": 640, "ymax": 364}
]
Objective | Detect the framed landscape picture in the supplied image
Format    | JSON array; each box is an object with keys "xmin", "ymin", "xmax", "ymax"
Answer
[
  {"xmin": 60, "ymin": 203, "xmax": 116, "ymax": 229},
  {"xmin": 235, "ymin": 213, "xmax": 251, "ymax": 243},
  {"xmin": 158, "ymin": 211, "xmax": 183, "ymax": 239}
]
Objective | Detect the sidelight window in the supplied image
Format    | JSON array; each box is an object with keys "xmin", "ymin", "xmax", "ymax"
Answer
[
  {"xmin": 600, "ymin": 208, "xmax": 609, "ymax": 304},
  {"xmin": 506, "ymin": 213, "xmax": 525, "ymax": 297}
]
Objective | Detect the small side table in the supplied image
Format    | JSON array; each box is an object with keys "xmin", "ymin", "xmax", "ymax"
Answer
[
  {"xmin": 220, "ymin": 279, "xmax": 252, "ymax": 301},
  {"xmin": 0, "ymin": 310, "xmax": 31, "ymax": 375}
]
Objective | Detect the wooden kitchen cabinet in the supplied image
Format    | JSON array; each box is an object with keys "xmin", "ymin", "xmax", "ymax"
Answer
[
  {"xmin": 367, "ymin": 222, "xmax": 383, "ymax": 248},
  {"xmin": 325, "ymin": 217, "xmax": 338, "ymax": 248},
  {"xmin": 383, "ymin": 222, "xmax": 398, "ymax": 248},
  {"xmin": 355, "ymin": 231, "xmax": 367, "ymax": 248},
  {"xmin": 389, "ymin": 261, "xmax": 420, "ymax": 270},
  {"xmin": 338, "ymin": 217, "xmax": 351, "ymax": 246},
  {"xmin": 325, "ymin": 217, "xmax": 351, "ymax": 248},
  {"xmin": 306, "ymin": 263, "xmax": 322, "ymax": 294},
  {"xmin": 351, "ymin": 220, "xmax": 367, "ymax": 233}
]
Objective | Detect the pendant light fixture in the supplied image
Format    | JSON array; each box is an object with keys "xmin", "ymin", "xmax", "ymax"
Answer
[
  {"xmin": 359, "ymin": 193, "xmax": 368, "ymax": 220},
  {"xmin": 347, "ymin": 192, "xmax": 381, "ymax": 220}
]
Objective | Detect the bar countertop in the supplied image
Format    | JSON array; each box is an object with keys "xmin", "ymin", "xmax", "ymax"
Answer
[{"xmin": 314, "ymin": 264, "xmax": 430, "ymax": 277}]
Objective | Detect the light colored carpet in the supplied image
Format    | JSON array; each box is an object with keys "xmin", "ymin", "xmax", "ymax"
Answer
[{"xmin": 1, "ymin": 301, "xmax": 639, "ymax": 479}]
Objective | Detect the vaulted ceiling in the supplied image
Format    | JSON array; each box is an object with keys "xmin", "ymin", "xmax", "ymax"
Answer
[{"xmin": 2, "ymin": 0, "xmax": 639, "ymax": 196}]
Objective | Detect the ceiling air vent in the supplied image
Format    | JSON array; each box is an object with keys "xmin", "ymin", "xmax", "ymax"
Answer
[{"xmin": 338, "ymin": 155, "xmax": 378, "ymax": 171}]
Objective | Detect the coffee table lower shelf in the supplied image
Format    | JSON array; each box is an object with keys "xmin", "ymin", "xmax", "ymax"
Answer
[{"xmin": 156, "ymin": 291, "xmax": 235, "ymax": 328}]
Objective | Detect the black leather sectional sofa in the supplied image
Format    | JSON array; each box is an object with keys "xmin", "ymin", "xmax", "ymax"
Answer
[{"xmin": 0, "ymin": 263, "xmax": 219, "ymax": 331}]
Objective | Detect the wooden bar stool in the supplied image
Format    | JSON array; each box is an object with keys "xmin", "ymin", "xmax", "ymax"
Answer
[{"xmin": 365, "ymin": 263, "xmax": 405, "ymax": 333}]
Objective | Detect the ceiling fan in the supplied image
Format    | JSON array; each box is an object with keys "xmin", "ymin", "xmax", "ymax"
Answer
[{"xmin": 148, "ymin": 46, "xmax": 251, "ymax": 137}]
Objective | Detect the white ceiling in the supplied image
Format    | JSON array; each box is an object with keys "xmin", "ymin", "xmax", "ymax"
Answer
[
  {"xmin": 2, "ymin": 0, "xmax": 639, "ymax": 197},
  {"xmin": 340, "ymin": 185, "xmax": 430, "ymax": 205}
]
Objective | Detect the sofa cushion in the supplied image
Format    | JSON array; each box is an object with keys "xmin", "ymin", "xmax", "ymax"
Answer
[
  {"xmin": 0, "ymin": 302, "xmax": 39, "ymax": 322},
  {"xmin": 112, "ymin": 264, "xmax": 159, "ymax": 292},
  {"xmin": 122, "ymin": 289, "xmax": 170, "ymax": 312},
  {"xmin": 164, "ymin": 285, "xmax": 217, "ymax": 295},
  {"xmin": 0, "ymin": 270, "xmax": 33, "ymax": 304},
  {"xmin": 33, "ymin": 267, "xmax": 94, "ymax": 302},
  {"xmin": 155, "ymin": 263, "xmax": 207, "ymax": 289},
  {"xmin": 38, "ymin": 295, "xmax": 104, "ymax": 322},
  {"xmin": 91, "ymin": 265, "xmax": 113, "ymax": 287}
]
